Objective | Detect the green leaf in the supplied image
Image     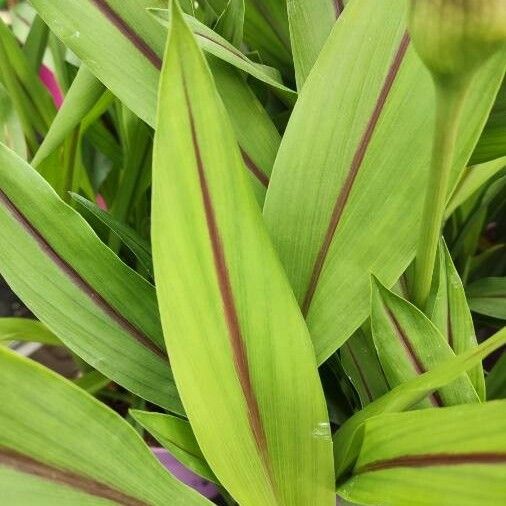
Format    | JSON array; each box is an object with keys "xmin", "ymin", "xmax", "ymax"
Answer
[
  {"xmin": 426, "ymin": 242, "xmax": 485, "ymax": 400},
  {"xmin": 0, "ymin": 347, "xmax": 210, "ymax": 505},
  {"xmin": 471, "ymin": 77, "xmax": 506, "ymax": 165},
  {"xmin": 71, "ymin": 193, "xmax": 153, "ymax": 278},
  {"xmin": 0, "ymin": 82, "xmax": 26, "ymax": 159},
  {"xmin": 467, "ymin": 277, "xmax": 506, "ymax": 320},
  {"xmin": 287, "ymin": 0, "xmax": 342, "ymax": 88},
  {"xmin": 0, "ymin": 317, "xmax": 61, "ymax": 346},
  {"xmin": 486, "ymin": 353, "xmax": 506, "ymax": 400},
  {"xmin": 371, "ymin": 277, "xmax": 478, "ymax": 407},
  {"xmin": 130, "ymin": 410, "xmax": 216, "ymax": 484},
  {"xmin": 214, "ymin": 0, "xmax": 245, "ymax": 48},
  {"xmin": 32, "ymin": 65, "xmax": 105, "ymax": 167},
  {"xmin": 333, "ymin": 327, "xmax": 506, "ymax": 479},
  {"xmin": 150, "ymin": 9, "xmax": 295, "ymax": 102},
  {"xmin": 263, "ymin": 0, "xmax": 505, "ymax": 364},
  {"xmin": 241, "ymin": 0, "xmax": 292, "ymax": 76},
  {"xmin": 74, "ymin": 369, "xmax": 111, "ymax": 395},
  {"xmin": 341, "ymin": 326, "xmax": 389, "ymax": 407},
  {"xmin": 30, "ymin": 0, "xmax": 279, "ymax": 194},
  {"xmin": 0, "ymin": 143, "xmax": 182, "ymax": 414},
  {"xmin": 338, "ymin": 401, "xmax": 506, "ymax": 506},
  {"xmin": 446, "ymin": 157, "xmax": 506, "ymax": 217},
  {"xmin": 152, "ymin": 3, "xmax": 334, "ymax": 504}
]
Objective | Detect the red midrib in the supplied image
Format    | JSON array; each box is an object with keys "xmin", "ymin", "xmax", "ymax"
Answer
[
  {"xmin": 385, "ymin": 307, "xmax": 442, "ymax": 407},
  {"xmin": 301, "ymin": 32, "xmax": 411, "ymax": 316},
  {"xmin": 0, "ymin": 189, "xmax": 166, "ymax": 360},
  {"xmin": 181, "ymin": 75, "xmax": 272, "ymax": 483},
  {"xmin": 0, "ymin": 447, "xmax": 148, "ymax": 506},
  {"xmin": 356, "ymin": 452, "xmax": 506, "ymax": 474}
]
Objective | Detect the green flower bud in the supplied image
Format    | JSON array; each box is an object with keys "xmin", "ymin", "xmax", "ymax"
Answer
[{"xmin": 408, "ymin": 0, "xmax": 506, "ymax": 83}]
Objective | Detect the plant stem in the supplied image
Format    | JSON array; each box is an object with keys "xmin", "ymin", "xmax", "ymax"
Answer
[{"xmin": 413, "ymin": 81, "xmax": 468, "ymax": 309}]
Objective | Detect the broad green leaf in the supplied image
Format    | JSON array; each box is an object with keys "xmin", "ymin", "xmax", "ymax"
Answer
[
  {"xmin": 32, "ymin": 65, "xmax": 105, "ymax": 167},
  {"xmin": 338, "ymin": 401, "xmax": 506, "ymax": 506},
  {"xmin": 130, "ymin": 410, "xmax": 216, "ymax": 483},
  {"xmin": 214, "ymin": 0, "xmax": 245, "ymax": 48},
  {"xmin": 0, "ymin": 317, "xmax": 60, "ymax": 346},
  {"xmin": 471, "ymin": 77, "xmax": 506, "ymax": 165},
  {"xmin": 72, "ymin": 193, "xmax": 153, "ymax": 278},
  {"xmin": 371, "ymin": 278, "xmax": 478, "ymax": 407},
  {"xmin": 30, "ymin": 0, "xmax": 279, "ymax": 194},
  {"xmin": 287, "ymin": 0, "xmax": 343, "ymax": 88},
  {"xmin": 426, "ymin": 242, "xmax": 485, "ymax": 399},
  {"xmin": 333, "ymin": 327, "xmax": 506, "ymax": 479},
  {"xmin": 263, "ymin": 0, "xmax": 505, "ymax": 364},
  {"xmin": 152, "ymin": 3, "xmax": 334, "ymax": 504},
  {"xmin": 0, "ymin": 82, "xmax": 26, "ymax": 158},
  {"xmin": 0, "ymin": 143, "xmax": 182, "ymax": 414},
  {"xmin": 467, "ymin": 277, "xmax": 506, "ymax": 320},
  {"xmin": 341, "ymin": 326, "xmax": 389, "ymax": 407},
  {"xmin": 446, "ymin": 157, "xmax": 506, "ymax": 217},
  {"xmin": 0, "ymin": 347, "xmax": 209, "ymax": 505}
]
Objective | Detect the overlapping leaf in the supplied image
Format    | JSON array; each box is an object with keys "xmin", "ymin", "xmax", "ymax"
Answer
[
  {"xmin": 263, "ymin": 0, "xmax": 505, "ymax": 363},
  {"xmin": 152, "ymin": 3, "xmax": 333, "ymax": 504},
  {"xmin": 0, "ymin": 347, "xmax": 209, "ymax": 505},
  {"xmin": 287, "ymin": 0, "xmax": 343, "ymax": 88},
  {"xmin": 0, "ymin": 143, "xmax": 182, "ymax": 413},
  {"xmin": 333, "ymin": 327, "xmax": 506, "ymax": 479},
  {"xmin": 0, "ymin": 317, "xmax": 60, "ymax": 346},
  {"xmin": 426, "ymin": 242, "xmax": 485, "ymax": 399},
  {"xmin": 338, "ymin": 401, "xmax": 506, "ymax": 506},
  {"xmin": 131, "ymin": 410, "xmax": 216, "ymax": 483},
  {"xmin": 30, "ymin": 0, "xmax": 282, "ymax": 197},
  {"xmin": 341, "ymin": 326, "xmax": 389, "ymax": 407},
  {"xmin": 0, "ymin": 83, "xmax": 26, "ymax": 158},
  {"xmin": 467, "ymin": 277, "xmax": 506, "ymax": 320},
  {"xmin": 371, "ymin": 278, "xmax": 478, "ymax": 407}
]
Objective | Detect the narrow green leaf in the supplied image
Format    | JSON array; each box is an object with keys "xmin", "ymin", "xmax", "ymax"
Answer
[
  {"xmin": 0, "ymin": 83, "xmax": 26, "ymax": 159},
  {"xmin": 0, "ymin": 317, "xmax": 61, "ymax": 346},
  {"xmin": 287, "ymin": 0, "xmax": 342, "ymax": 88},
  {"xmin": 22, "ymin": 14, "xmax": 49, "ymax": 72},
  {"xmin": 333, "ymin": 327, "xmax": 506, "ymax": 479},
  {"xmin": 241, "ymin": 0, "xmax": 292, "ymax": 76},
  {"xmin": 341, "ymin": 326, "xmax": 389, "ymax": 407},
  {"xmin": 427, "ymin": 241, "xmax": 485, "ymax": 399},
  {"xmin": 152, "ymin": 3, "xmax": 334, "ymax": 504},
  {"xmin": 214, "ymin": 0, "xmax": 245, "ymax": 48},
  {"xmin": 471, "ymin": 77, "xmax": 506, "ymax": 165},
  {"xmin": 0, "ymin": 17, "xmax": 55, "ymax": 131},
  {"xmin": 32, "ymin": 65, "xmax": 105, "ymax": 167},
  {"xmin": 339, "ymin": 401, "xmax": 506, "ymax": 506},
  {"xmin": 74, "ymin": 369, "xmax": 111, "ymax": 395},
  {"xmin": 486, "ymin": 353, "xmax": 506, "ymax": 400},
  {"xmin": 72, "ymin": 193, "xmax": 153, "ymax": 277},
  {"xmin": 446, "ymin": 157, "xmax": 506, "ymax": 217},
  {"xmin": 0, "ymin": 143, "xmax": 182, "ymax": 414},
  {"xmin": 371, "ymin": 277, "xmax": 479, "ymax": 407},
  {"xmin": 130, "ymin": 410, "xmax": 216, "ymax": 484},
  {"xmin": 467, "ymin": 277, "xmax": 506, "ymax": 320},
  {"xmin": 263, "ymin": 0, "xmax": 505, "ymax": 363},
  {"xmin": 0, "ymin": 347, "xmax": 209, "ymax": 505}
]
